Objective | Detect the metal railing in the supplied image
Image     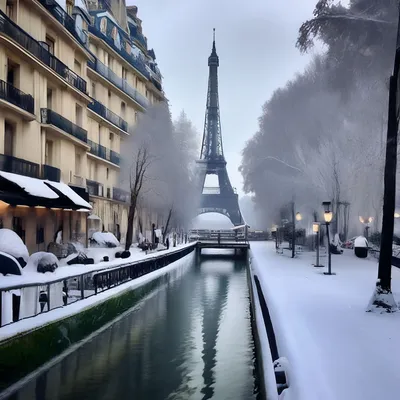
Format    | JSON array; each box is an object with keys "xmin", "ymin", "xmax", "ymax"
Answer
[
  {"xmin": 88, "ymin": 24, "xmax": 150, "ymax": 79},
  {"xmin": 0, "ymin": 11, "xmax": 87, "ymax": 94},
  {"xmin": 36, "ymin": 0, "xmax": 87, "ymax": 47},
  {"xmin": 0, "ymin": 245, "xmax": 195, "ymax": 327},
  {"xmin": 0, "ymin": 153, "xmax": 40, "ymax": 178},
  {"xmin": 42, "ymin": 164, "xmax": 61, "ymax": 182},
  {"xmin": 88, "ymin": 98, "xmax": 128, "ymax": 132},
  {"xmin": 0, "ymin": 79, "xmax": 34, "ymax": 114},
  {"xmin": 88, "ymin": 57, "xmax": 149, "ymax": 109},
  {"xmin": 87, "ymin": 139, "xmax": 120, "ymax": 166},
  {"xmin": 87, "ymin": 179, "xmax": 104, "ymax": 197},
  {"xmin": 113, "ymin": 187, "xmax": 130, "ymax": 203},
  {"xmin": 41, "ymin": 109, "xmax": 88, "ymax": 143}
]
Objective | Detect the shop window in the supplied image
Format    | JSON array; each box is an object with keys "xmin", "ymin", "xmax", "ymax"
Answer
[
  {"xmin": 12, "ymin": 217, "xmax": 24, "ymax": 242},
  {"xmin": 36, "ymin": 225, "xmax": 44, "ymax": 245}
]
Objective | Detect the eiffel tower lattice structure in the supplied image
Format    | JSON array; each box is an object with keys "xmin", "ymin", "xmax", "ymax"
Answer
[{"xmin": 196, "ymin": 30, "xmax": 243, "ymax": 226}]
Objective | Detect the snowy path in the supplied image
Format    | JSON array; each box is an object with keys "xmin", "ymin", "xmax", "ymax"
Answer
[{"xmin": 250, "ymin": 241, "xmax": 400, "ymax": 400}]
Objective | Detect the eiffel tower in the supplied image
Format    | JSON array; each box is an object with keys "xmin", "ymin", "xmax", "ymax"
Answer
[{"xmin": 196, "ymin": 30, "xmax": 243, "ymax": 226}]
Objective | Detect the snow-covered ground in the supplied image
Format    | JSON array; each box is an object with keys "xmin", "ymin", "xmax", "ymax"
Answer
[
  {"xmin": 0, "ymin": 245, "xmax": 195, "ymax": 342},
  {"xmin": 250, "ymin": 241, "xmax": 400, "ymax": 400},
  {"xmin": 0, "ymin": 243, "xmax": 194, "ymax": 289}
]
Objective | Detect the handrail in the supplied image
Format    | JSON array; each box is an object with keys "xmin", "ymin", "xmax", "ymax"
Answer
[{"xmin": 0, "ymin": 79, "xmax": 34, "ymax": 114}]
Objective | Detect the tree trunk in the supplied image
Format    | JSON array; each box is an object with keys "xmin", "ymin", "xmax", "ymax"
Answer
[
  {"xmin": 162, "ymin": 207, "xmax": 173, "ymax": 238},
  {"xmin": 377, "ymin": 75, "xmax": 398, "ymax": 291},
  {"xmin": 125, "ymin": 202, "xmax": 136, "ymax": 251}
]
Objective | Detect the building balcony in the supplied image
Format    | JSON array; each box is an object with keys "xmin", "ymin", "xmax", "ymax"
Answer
[
  {"xmin": 87, "ymin": 179, "xmax": 104, "ymax": 197},
  {"xmin": 112, "ymin": 187, "xmax": 130, "ymax": 203},
  {"xmin": 88, "ymin": 98, "xmax": 128, "ymax": 133},
  {"xmin": 41, "ymin": 109, "xmax": 88, "ymax": 144},
  {"xmin": 0, "ymin": 153, "xmax": 40, "ymax": 179},
  {"xmin": 88, "ymin": 24, "xmax": 150, "ymax": 80},
  {"xmin": 36, "ymin": 0, "xmax": 88, "ymax": 47},
  {"xmin": 42, "ymin": 164, "xmax": 61, "ymax": 182},
  {"xmin": 87, "ymin": 139, "xmax": 120, "ymax": 166},
  {"xmin": 0, "ymin": 11, "xmax": 87, "ymax": 94},
  {"xmin": 0, "ymin": 79, "xmax": 35, "ymax": 119},
  {"xmin": 88, "ymin": 58, "xmax": 148, "ymax": 110}
]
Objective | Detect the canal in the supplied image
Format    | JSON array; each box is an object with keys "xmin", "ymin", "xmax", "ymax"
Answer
[{"xmin": 7, "ymin": 250, "xmax": 260, "ymax": 400}]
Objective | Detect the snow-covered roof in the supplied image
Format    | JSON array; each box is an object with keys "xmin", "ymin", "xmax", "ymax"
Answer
[
  {"xmin": 0, "ymin": 171, "xmax": 58, "ymax": 199},
  {"xmin": 45, "ymin": 181, "xmax": 91, "ymax": 209}
]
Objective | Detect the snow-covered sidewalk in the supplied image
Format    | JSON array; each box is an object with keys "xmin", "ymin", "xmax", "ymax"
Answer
[{"xmin": 250, "ymin": 241, "xmax": 400, "ymax": 400}]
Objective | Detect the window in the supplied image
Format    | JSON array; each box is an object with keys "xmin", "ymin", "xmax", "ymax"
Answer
[
  {"xmin": 6, "ymin": 1, "xmax": 16, "ymax": 21},
  {"xmin": 66, "ymin": 0, "xmax": 73, "ymax": 15},
  {"xmin": 12, "ymin": 217, "xmax": 24, "ymax": 242},
  {"xmin": 46, "ymin": 36, "xmax": 55, "ymax": 55},
  {"xmin": 4, "ymin": 122, "xmax": 15, "ymax": 156},
  {"xmin": 121, "ymin": 102, "xmax": 126, "ymax": 119},
  {"xmin": 75, "ymin": 104, "xmax": 83, "ymax": 127},
  {"xmin": 107, "ymin": 54, "xmax": 113, "ymax": 69},
  {"xmin": 106, "ymin": 168, "xmax": 109, "ymax": 180},
  {"xmin": 91, "ymin": 82, "xmax": 96, "ymax": 98},
  {"xmin": 122, "ymin": 67, "xmax": 127, "ymax": 80},
  {"xmin": 74, "ymin": 59, "xmax": 81, "ymax": 75},
  {"xmin": 109, "ymin": 132, "xmax": 114, "ymax": 149},
  {"xmin": 47, "ymin": 88, "xmax": 53, "ymax": 109},
  {"xmin": 75, "ymin": 152, "xmax": 81, "ymax": 176},
  {"xmin": 98, "ymin": 124, "xmax": 101, "ymax": 143},
  {"xmin": 45, "ymin": 140, "xmax": 53, "ymax": 165},
  {"xmin": 106, "ymin": 188, "xmax": 111, "ymax": 198},
  {"xmin": 7, "ymin": 59, "xmax": 19, "ymax": 87},
  {"xmin": 145, "ymin": 89, "xmax": 148, "ymax": 98},
  {"xmin": 135, "ymin": 77, "xmax": 139, "ymax": 88},
  {"xmin": 135, "ymin": 112, "xmax": 138, "ymax": 123},
  {"xmin": 108, "ymin": 89, "xmax": 111, "ymax": 108}
]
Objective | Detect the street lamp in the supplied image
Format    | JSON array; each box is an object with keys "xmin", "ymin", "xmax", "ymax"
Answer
[
  {"xmin": 359, "ymin": 216, "xmax": 373, "ymax": 243},
  {"xmin": 322, "ymin": 201, "xmax": 335, "ymax": 275},
  {"xmin": 296, "ymin": 212, "xmax": 302, "ymax": 221},
  {"xmin": 312, "ymin": 222, "xmax": 323, "ymax": 268}
]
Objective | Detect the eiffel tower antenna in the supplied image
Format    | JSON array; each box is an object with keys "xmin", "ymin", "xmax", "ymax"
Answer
[{"xmin": 195, "ymin": 31, "xmax": 243, "ymax": 225}]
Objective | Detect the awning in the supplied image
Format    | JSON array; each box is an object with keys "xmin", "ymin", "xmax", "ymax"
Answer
[{"xmin": 0, "ymin": 171, "xmax": 91, "ymax": 211}]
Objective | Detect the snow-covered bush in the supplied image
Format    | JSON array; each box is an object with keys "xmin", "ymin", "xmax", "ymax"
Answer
[
  {"xmin": 91, "ymin": 232, "xmax": 120, "ymax": 248},
  {"xmin": 25, "ymin": 252, "xmax": 59, "ymax": 273},
  {"xmin": 0, "ymin": 228, "xmax": 29, "ymax": 265},
  {"xmin": 354, "ymin": 236, "xmax": 368, "ymax": 248}
]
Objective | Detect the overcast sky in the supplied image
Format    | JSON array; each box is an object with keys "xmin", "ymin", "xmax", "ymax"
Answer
[{"xmin": 127, "ymin": 0, "xmax": 319, "ymax": 195}]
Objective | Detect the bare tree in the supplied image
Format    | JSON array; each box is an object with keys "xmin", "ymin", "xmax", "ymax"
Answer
[{"xmin": 125, "ymin": 146, "xmax": 153, "ymax": 251}]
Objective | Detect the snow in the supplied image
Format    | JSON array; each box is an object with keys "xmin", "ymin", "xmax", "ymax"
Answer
[
  {"xmin": 354, "ymin": 236, "xmax": 368, "ymax": 247},
  {"xmin": 0, "ymin": 229, "xmax": 29, "ymax": 263},
  {"xmin": 45, "ymin": 181, "xmax": 91, "ymax": 209},
  {"xmin": 0, "ymin": 171, "xmax": 58, "ymax": 199},
  {"xmin": 250, "ymin": 242, "xmax": 400, "ymax": 400},
  {"xmin": 24, "ymin": 252, "xmax": 59, "ymax": 273},
  {"xmin": 0, "ymin": 243, "xmax": 195, "ymax": 289},
  {"xmin": 0, "ymin": 246, "xmax": 195, "ymax": 342},
  {"xmin": 91, "ymin": 231, "xmax": 120, "ymax": 247}
]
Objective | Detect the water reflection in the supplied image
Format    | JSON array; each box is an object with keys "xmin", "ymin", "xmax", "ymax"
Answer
[{"xmin": 8, "ymin": 252, "xmax": 259, "ymax": 400}]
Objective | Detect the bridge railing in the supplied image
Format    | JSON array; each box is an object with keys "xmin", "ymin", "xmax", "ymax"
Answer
[
  {"xmin": 189, "ymin": 229, "xmax": 248, "ymax": 243},
  {"xmin": 0, "ymin": 245, "xmax": 195, "ymax": 328}
]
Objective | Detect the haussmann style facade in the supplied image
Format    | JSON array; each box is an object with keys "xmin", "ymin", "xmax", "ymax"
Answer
[{"xmin": 0, "ymin": 0, "xmax": 166, "ymax": 253}]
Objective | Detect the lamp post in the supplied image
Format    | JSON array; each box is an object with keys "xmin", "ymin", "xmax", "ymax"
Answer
[
  {"xmin": 359, "ymin": 216, "xmax": 373, "ymax": 243},
  {"xmin": 322, "ymin": 201, "xmax": 334, "ymax": 275},
  {"xmin": 313, "ymin": 222, "xmax": 323, "ymax": 268}
]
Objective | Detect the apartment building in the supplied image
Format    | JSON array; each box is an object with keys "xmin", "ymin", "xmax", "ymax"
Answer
[{"xmin": 0, "ymin": 0, "xmax": 165, "ymax": 253}]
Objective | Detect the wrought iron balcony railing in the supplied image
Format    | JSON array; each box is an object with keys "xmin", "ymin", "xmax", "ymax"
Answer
[
  {"xmin": 36, "ymin": 0, "xmax": 87, "ymax": 47},
  {"xmin": 87, "ymin": 179, "xmax": 104, "ymax": 197},
  {"xmin": 88, "ymin": 25, "xmax": 149, "ymax": 79},
  {"xmin": 42, "ymin": 164, "xmax": 61, "ymax": 182},
  {"xmin": 88, "ymin": 57, "xmax": 148, "ymax": 109},
  {"xmin": 112, "ymin": 187, "xmax": 130, "ymax": 203},
  {"xmin": 41, "ymin": 109, "xmax": 88, "ymax": 143},
  {"xmin": 87, "ymin": 139, "xmax": 120, "ymax": 166},
  {"xmin": 0, "ymin": 153, "xmax": 40, "ymax": 178},
  {"xmin": 88, "ymin": 98, "xmax": 128, "ymax": 132},
  {"xmin": 0, "ymin": 79, "xmax": 34, "ymax": 114},
  {"xmin": 0, "ymin": 11, "xmax": 87, "ymax": 94}
]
